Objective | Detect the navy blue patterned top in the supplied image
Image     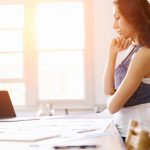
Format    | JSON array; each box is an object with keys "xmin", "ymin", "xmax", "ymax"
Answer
[{"xmin": 114, "ymin": 45, "xmax": 150, "ymax": 107}]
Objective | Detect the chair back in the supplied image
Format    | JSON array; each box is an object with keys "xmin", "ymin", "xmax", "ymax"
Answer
[{"xmin": 126, "ymin": 120, "xmax": 150, "ymax": 150}]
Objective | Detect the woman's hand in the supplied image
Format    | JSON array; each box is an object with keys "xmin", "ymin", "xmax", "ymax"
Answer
[{"xmin": 109, "ymin": 36, "xmax": 132, "ymax": 55}]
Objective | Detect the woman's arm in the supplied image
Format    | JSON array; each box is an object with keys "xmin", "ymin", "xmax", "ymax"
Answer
[
  {"xmin": 107, "ymin": 48, "xmax": 150, "ymax": 114},
  {"xmin": 103, "ymin": 42, "xmax": 117, "ymax": 95},
  {"xmin": 103, "ymin": 37, "xmax": 132, "ymax": 95}
]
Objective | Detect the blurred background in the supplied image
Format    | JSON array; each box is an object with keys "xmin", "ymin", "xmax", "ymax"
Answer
[{"xmin": 0, "ymin": 0, "xmax": 125, "ymax": 114}]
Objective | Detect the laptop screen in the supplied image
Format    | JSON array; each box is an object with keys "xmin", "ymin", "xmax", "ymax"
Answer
[{"xmin": 0, "ymin": 91, "xmax": 16, "ymax": 118}]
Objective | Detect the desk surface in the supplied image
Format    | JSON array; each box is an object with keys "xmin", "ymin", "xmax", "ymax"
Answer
[
  {"xmin": 97, "ymin": 122, "xmax": 126, "ymax": 150},
  {"xmin": 0, "ymin": 113, "xmax": 126, "ymax": 150}
]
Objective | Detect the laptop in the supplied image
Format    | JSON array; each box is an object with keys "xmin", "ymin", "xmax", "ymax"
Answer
[
  {"xmin": 0, "ymin": 91, "xmax": 16, "ymax": 119},
  {"xmin": 0, "ymin": 91, "xmax": 39, "ymax": 122}
]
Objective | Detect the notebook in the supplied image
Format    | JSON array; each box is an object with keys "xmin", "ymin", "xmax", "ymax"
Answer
[{"xmin": 0, "ymin": 91, "xmax": 39, "ymax": 122}]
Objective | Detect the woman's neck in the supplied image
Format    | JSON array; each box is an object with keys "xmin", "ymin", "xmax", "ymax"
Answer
[{"xmin": 132, "ymin": 35, "xmax": 139, "ymax": 46}]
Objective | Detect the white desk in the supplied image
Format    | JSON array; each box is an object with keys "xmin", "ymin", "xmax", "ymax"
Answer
[{"xmin": 0, "ymin": 113, "xmax": 126, "ymax": 150}]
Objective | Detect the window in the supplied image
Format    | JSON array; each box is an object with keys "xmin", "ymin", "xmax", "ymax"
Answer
[
  {"xmin": 0, "ymin": 2, "xmax": 25, "ymax": 105},
  {"xmin": 0, "ymin": 0, "xmax": 94, "ymax": 109}
]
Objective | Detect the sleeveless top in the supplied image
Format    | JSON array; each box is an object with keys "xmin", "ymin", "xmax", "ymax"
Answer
[{"xmin": 114, "ymin": 45, "xmax": 150, "ymax": 107}]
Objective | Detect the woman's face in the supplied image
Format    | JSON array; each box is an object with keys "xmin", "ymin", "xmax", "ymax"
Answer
[{"xmin": 113, "ymin": 5, "xmax": 137, "ymax": 39}]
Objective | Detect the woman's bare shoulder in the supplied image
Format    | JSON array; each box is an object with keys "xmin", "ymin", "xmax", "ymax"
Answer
[
  {"xmin": 131, "ymin": 47, "xmax": 150, "ymax": 73},
  {"xmin": 133, "ymin": 47, "xmax": 150, "ymax": 61}
]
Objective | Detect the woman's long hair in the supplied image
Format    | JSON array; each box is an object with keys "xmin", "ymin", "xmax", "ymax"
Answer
[{"xmin": 113, "ymin": 0, "xmax": 150, "ymax": 48}]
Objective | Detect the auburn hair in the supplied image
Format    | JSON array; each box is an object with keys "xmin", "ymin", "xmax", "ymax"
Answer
[{"xmin": 113, "ymin": 0, "xmax": 150, "ymax": 48}]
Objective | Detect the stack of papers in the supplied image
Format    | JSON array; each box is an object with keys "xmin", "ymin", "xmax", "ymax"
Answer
[
  {"xmin": 0, "ymin": 117, "xmax": 113, "ymax": 142},
  {"xmin": 0, "ymin": 130, "xmax": 59, "ymax": 142},
  {"xmin": 0, "ymin": 117, "xmax": 39, "ymax": 122}
]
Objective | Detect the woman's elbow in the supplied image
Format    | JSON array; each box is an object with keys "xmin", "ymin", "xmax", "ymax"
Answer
[
  {"xmin": 104, "ymin": 88, "xmax": 115, "ymax": 96},
  {"xmin": 107, "ymin": 102, "xmax": 119, "ymax": 114},
  {"xmin": 107, "ymin": 106, "xmax": 117, "ymax": 114}
]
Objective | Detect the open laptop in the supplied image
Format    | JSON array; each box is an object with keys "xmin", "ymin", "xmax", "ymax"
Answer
[{"xmin": 0, "ymin": 91, "xmax": 39, "ymax": 122}]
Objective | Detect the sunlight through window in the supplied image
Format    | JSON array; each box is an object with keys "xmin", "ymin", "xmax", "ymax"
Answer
[
  {"xmin": 0, "ymin": 4, "xmax": 24, "ymax": 105},
  {"xmin": 37, "ymin": 2, "xmax": 84, "ymax": 50},
  {"xmin": 36, "ymin": 1, "xmax": 85, "ymax": 100}
]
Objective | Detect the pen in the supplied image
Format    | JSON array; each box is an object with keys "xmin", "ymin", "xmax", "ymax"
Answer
[
  {"xmin": 54, "ymin": 145, "xmax": 98, "ymax": 149},
  {"xmin": 77, "ymin": 129, "xmax": 98, "ymax": 133}
]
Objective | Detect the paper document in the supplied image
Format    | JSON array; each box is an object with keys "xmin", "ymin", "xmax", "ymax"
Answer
[
  {"xmin": 0, "ymin": 117, "xmax": 39, "ymax": 122},
  {"xmin": 0, "ymin": 117, "xmax": 112, "ymax": 142},
  {"xmin": 0, "ymin": 130, "xmax": 60, "ymax": 142}
]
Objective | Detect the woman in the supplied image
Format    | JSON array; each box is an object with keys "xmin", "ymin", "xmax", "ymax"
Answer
[{"xmin": 103, "ymin": 0, "xmax": 150, "ymax": 140}]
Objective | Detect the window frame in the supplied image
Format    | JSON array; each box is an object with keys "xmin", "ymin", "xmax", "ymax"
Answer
[{"xmin": 0, "ymin": 0, "xmax": 95, "ymax": 109}]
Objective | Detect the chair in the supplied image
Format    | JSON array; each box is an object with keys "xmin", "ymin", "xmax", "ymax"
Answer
[{"xmin": 125, "ymin": 120, "xmax": 150, "ymax": 150}]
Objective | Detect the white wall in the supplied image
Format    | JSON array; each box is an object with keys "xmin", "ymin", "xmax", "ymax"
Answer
[{"xmin": 93, "ymin": 0, "xmax": 114, "ymax": 105}]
